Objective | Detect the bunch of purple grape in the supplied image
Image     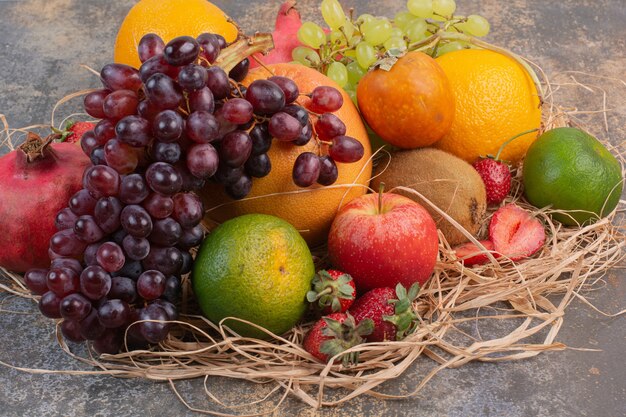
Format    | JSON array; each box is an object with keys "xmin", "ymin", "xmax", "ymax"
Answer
[{"xmin": 22, "ymin": 31, "xmax": 365, "ymax": 354}]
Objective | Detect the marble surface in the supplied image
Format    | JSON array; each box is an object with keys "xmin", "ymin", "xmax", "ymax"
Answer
[{"xmin": 0, "ymin": 1, "xmax": 624, "ymax": 416}]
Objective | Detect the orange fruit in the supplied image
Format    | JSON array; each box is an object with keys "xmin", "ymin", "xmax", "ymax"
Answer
[
  {"xmin": 357, "ymin": 51, "xmax": 455, "ymax": 149},
  {"xmin": 193, "ymin": 214, "xmax": 315, "ymax": 339},
  {"xmin": 434, "ymin": 49, "xmax": 542, "ymax": 164},
  {"xmin": 114, "ymin": 0, "xmax": 238, "ymax": 69},
  {"xmin": 523, "ymin": 127, "xmax": 623, "ymax": 225},
  {"xmin": 199, "ymin": 64, "xmax": 372, "ymax": 247}
]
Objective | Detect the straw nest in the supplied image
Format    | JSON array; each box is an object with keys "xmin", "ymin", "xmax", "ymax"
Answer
[{"xmin": 0, "ymin": 63, "xmax": 625, "ymax": 415}]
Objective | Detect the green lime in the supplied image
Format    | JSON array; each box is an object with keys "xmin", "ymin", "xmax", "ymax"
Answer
[
  {"xmin": 522, "ymin": 127, "xmax": 623, "ymax": 225},
  {"xmin": 192, "ymin": 214, "xmax": 315, "ymax": 339}
]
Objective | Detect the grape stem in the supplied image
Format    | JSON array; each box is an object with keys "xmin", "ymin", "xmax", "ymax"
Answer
[{"xmin": 214, "ymin": 33, "xmax": 274, "ymax": 73}]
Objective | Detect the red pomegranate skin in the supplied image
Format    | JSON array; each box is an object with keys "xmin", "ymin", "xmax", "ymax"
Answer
[{"xmin": 0, "ymin": 139, "xmax": 90, "ymax": 273}]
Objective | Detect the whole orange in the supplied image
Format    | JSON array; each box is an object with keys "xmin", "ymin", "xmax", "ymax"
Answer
[
  {"xmin": 356, "ymin": 51, "xmax": 455, "ymax": 149},
  {"xmin": 199, "ymin": 64, "xmax": 372, "ymax": 247},
  {"xmin": 434, "ymin": 49, "xmax": 542, "ymax": 164},
  {"xmin": 114, "ymin": 0, "xmax": 238, "ymax": 69}
]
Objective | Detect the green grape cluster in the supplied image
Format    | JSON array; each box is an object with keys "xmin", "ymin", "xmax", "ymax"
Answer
[{"xmin": 293, "ymin": 0, "xmax": 491, "ymax": 99}]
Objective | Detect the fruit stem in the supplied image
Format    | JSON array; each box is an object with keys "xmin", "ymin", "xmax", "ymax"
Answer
[
  {"xmin": 17, "ymin": 132, "xmax": 58, "ymax": 164},
  {"xmin": 494, "ymin": 128, "xmax": 539, "ymax": 160},
  {"xmin": 214, "ymin": 33, "xmax": 275, "ymax": 74},
  {"xmin": 378, "ymin": 182, "xmax": 385, "ymax": 215}
]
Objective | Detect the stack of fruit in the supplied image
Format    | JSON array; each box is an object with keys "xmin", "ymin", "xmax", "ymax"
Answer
[{"xmin": 0, "ymin": 0, "xmax": 622, "ymax": 366}]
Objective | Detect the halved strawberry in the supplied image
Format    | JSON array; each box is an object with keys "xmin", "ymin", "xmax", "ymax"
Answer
[
  {"xmin": 489, "ymin": 204, "xmax": 545, "ymax": 261},
  {"xmin": 453, "ymin": 240, "xmax": 497, "ymax": 266}
]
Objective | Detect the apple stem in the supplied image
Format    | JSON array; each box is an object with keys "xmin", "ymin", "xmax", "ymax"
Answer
[
  {"xmin": 378, "ymin": 182, "xmax": 385, "ymax": 215},
  {"xmin": 494, "ymin": 128, "xmax": 539, "ymax": 161}
]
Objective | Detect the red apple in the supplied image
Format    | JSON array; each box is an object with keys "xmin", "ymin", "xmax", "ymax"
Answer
[{"xmin": 328, "ymin": 192, "xmax": 439, "ymax": 292}]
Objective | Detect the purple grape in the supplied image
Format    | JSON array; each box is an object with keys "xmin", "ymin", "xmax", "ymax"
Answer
[
  {"xmin": 108, "ymin": 277, "xmax": 137, "ymax": 304},
  {"xmin": 214, "ymin": 164, "xmax": 244, "ymax": 186},
  {"xmin": 114, "ymin": 259, "xmax": 143, "ymax": 281},
  {"xmin": 245, "ymin": 153, "xmax": 271, "ymax": 178},
  {"xmin": 250, "ymin": 123, "xmax": 272, "ymax": 155},
  {"xmin": 80, "ymin": 130, "xmax": 99, "ymax": 157},
  {"xmin": 137, "ymin": 270, "xmax": 166, "ymax": 300},
  {"xmin": 142, "ymin": 246, "xmax": 183, "ymax": 276},
  {"xmin": 90, "ymin": 147, "xmax": 106, "ymax": 166},
  {"xmin": 215, "ymin": 34, "xmax": 227, "ymax": 49},
  {"xmin": 138, "ymin": 33, "xmax": 165, "ymax": 63},
  {"xmin": 142, "ymin": 193, "xmax": 174, "ymax": 219},
  {"xmin": 119, "ymin": 174, "xmax": 150, "ymax": 205},
  {"xmin": 221, "ymin": 98, "xmax": 253, "ymax": 125},
  {"xmin": 145, "ymin": 162, "xmax": 183, "ymax": 195},
  {"xmin": 205, "ymin": 66, "xmax": 230, "ymax": 99},
  {"xmin": 139, "ymin": 54, "xmax": 180, "ymax": 83},
  {"xmin": 74, "ymin": 215, "xmax": 105, "ymax": 243},
  {"xmin": 329, "ymin": 135, "xmax": 365, "ymax": 163},
  {"xmin": 55, "ymin": 208, "xmax": 78, "ymax": 231},
  {"xmin": 120, "ymin": 205, "xmax": 153, "ymax": 238},
  {"xmin": 46, "ymin": 267, "xmax": 80, "ymax": 296},
  {"xmin": 309, "ymin": 86, "xmax": 344, "ymax": 113},
  {"xmin": 50, "ymin": 258, "xmax": 83, "ymax": 275},
  {"xmin": 86, "ymin": 165, "xmax": 120, "ymax": 198},
  {"xmin": 180, "ymin": 251, "xmax": 193, "ymax": 275},
  {"xmin": 104, "ymin": 138, "xmax": 139, "ymax": 175},
  {"xmin": 163, "ymin": 36, "xmax": 200, "ymax": 66},
  {"xmin": 163, "ymin": 276, "xmax": 182, "ymax": 303},
  {"xmin": 84, "ymin": 242, "xmax": 102, "ymax": 266},
  {"xmin": 178, "ymin": 63, "xmax": 208, "ymax": 91},
  {"xmin": 84, "ymin": 89, "xmax": 110, "ymax": 119},
  {"xmin": 175, "ymin": 161, "xmax": 206, "ymax": 192},
  {"xmin": 188, "ymin": 87, "xmax": 215, "ymax": 113},
  {"xmin": 268, "ymin": 76, "xmax": 299, "ymax": 104},
  {"xmin": 122, "ymin": 235, "xmax": 151, "ymax": 261},
  {"xmin": 138, "ymin": 304, "xmax": 170, "ymax": 343},
  {"xmin": 24, "ymin": 268, "xmax": 49, "ymax": 295},
  {"xmin": 94, "ymin": 196, "xmax": 123, "ymax": 234},
  {"xmin": 315, "ymin": 113, "xmax": 347, "ymax": 141},
  {"xmin": 225, "ymin": 174, "xmax": 252, "ymax": 200},
  {"xmin": 178, "ymin": 224, "xmax": 205, "ymax": 249},
  {"xmin": 49, "ymin": 229, "xmax": 87, "ymax": 258},
  {"xmin": 144, "ymin": 73, "xmax": 183, "ymax": 110},
  {"xmin": 186, "ymin": 143, "xmax": 219, "ymax": 179},
  {"xmin": 96, "ymin": 242, "xmax": 125, "ymax": 273},
  {"xmin": 219, "ymin": 131, "xmax": 252, "ymax": 168},
  {"xmin": 60, "ymin": 293, "xmax": 92, "ymax": 321},
  {"xmin": 185, "ymin": 111, "xmax": 219, "ymax": 143},
  {"xmin": 197, "ymin": 33, "xmax": 221, "ymax": 64},
  {"xmin": 152, "ymin": 141, "xmax": 181, "ymax": 164},
  {"xmin": 172, "ymin": 193, "xmax": 204, "ymax": 228},
  {"xmin": 102, "ymin": 90, "xmax": 139, "ymax": 121},
  {"xmin": 93, "ymin": 329, "xmax": 123, "ymax": 354},
  {"xmin": 229, "ymin": 58, "xmax": 250, "ymax": 82},
  {"xmin": 152, "ymin": 109, "xmax": 183, "ymax": 142},
  {"xmin": 69, "ymin": 189, "xmax": 98, "ymax": 216},
  {"xmin": 94, "ymin": 119, "xmax": 116, "ymax": 144},
  {"xmin": 317, "ymin": 155, "xmax": 339, "ymax": 186},
  {"xmin": 97, "ymin": 299, "xmax": 130, "ymax": 328},
  {"xmin": 293, "ymin": 121, "xmax": 313, "ymax": 146},
  {"xmin": 292, "ymin": 152, "xmax": 321, "ymax": 187},
  {"xmin": 79, "ymin": 309, "xmax": 106, "ymax": 340},
  {"xmin": 80, "ymin": 265, "xmax": 112, "ymax": 300},
  {"xmin": 246, "ymin": 80, "xmax": 286, "ymax": 115},
  {"xmin": 268, "ymin": 112, "xmax": 302, "ymax": 141},
  {"xmin": 39, "ymin": 291, "xmax": 62, "ymax": 318},
  {"xmin": 149, "ymin": 218, "xmax": 182, "ymax": 247},
  {"xmin": 115, "ymin": 115, "xmax": 152, "ymax": 147},
  {"xmin": 100, "ymin": 63, "xmax": 142, "ymax": 92},
  {"xmin": 61, "ymin": 320, "xmax": 85, "ymax": 343},
  {"xmin": 151, "ymin": 299, "xmax": 179, "ymax": 321},
  {"xmin": 282, "ymin": 104, "xmax": 309, "ymax": 126}
]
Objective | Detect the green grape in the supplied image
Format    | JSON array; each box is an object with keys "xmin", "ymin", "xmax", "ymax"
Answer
[
  {"xmin": 384, "ymin": 36, "xmax": 408, "ymax": 52},
  {"xmin": 355, "ymin": 41, "xmax": 377, "ymax": 69},
  {"xmin": 405, "ymin": 19, "xmax": 428, "ymax": 42},
  {"xmin": 292, "ymin": 46, "xmax": 321, "ymax": 67},
  {"xmin": 345, "ymin": 88, "xmax": 358, "ymax": 106},
  {"xmin": 330, "ymin": 30, "xmax": 347, "ymax": 47},
  {"xmin": 357, "ymin": 14, "xmax": 375, "ymax": 24},
  {"xmin": 465, "ymin": 14, "xmax": 490, "ymax": 37},
  {"xmin": 407, "ymin": 0, "xmax": 433, "ymax": 18},
  {"xmin": 346, "ymin": 61, "xmax": 366, "ymax": 85},
  {"xmin": 361, "ymin": 18, "xmax": 393, "ymax": 46},
  {"xmin": 436, "ymin": 41, "xmax": 464, "ymax": 56},
  {"xmin": 344, "ymin": 48, "xmax": 357, "ymax": 59},
  {"xmin": 432, "ymin": 0, "xmax": 456, "ymax": 16},
  {"xmin": 394, "ymin": 11, "xmax": 417, "ymax": 29},
  {"xmin": 297, "ymin": 22, "xmax": 327, "ymax": 49},
  {"xmin": 341, "ymin": 19, "xmax": 356, "ymax": 40},
  {"xmin": 321, "ymin": 0, "xmax": 347, "ymax": 30},
  {"xmin": 326, "ymin": 62, "xmax": 349, "ymax": 87},
  {"xmin": 391, "ymin": 27, "xmax": 404, "ymax": 38}
]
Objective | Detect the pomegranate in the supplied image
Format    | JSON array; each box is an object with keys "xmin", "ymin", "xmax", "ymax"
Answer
[
  {"xmin": 250, "ymin": 0, "xmax": 303, "ymax": 68},
  {"xmin": 0, "ymin": 132, "xmax": 90, "ymax": 273}
]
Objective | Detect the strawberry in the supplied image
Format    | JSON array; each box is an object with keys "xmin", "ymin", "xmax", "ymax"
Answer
[
  {"xmin": 302, "ymin": 312, "xmax": 373, "ymax": 365},
  {"xmin": 453, "ymin": 240, "xmax": 497, "ymax": 266},
  {"xmin": 306, "ymin": 269, "xmax": 356, "ymax": 314},
  {"xmin": 473, "ymin": 157, "xmax": 511, "ymax": 205},
  {"xmin": 349, "ymin": 283, "xmax": 420, "ymax": 342},
  {"xmin": 54, "ymin": 120, "xmax": 95, "ymax": 144},
  {"xmin": 489, "ymin": 204, "xmax": 546, "ymax": 261}
]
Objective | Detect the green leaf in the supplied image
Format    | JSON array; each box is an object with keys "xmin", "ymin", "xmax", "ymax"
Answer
[{"xmin": 395, "ymin": 283, "xmax": 407, "ymax": 300}]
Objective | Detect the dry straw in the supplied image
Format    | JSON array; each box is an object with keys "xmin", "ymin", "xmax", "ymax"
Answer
[{"xmin": 1, "ymin": 64, "xmax": 625, "ymax": 414}]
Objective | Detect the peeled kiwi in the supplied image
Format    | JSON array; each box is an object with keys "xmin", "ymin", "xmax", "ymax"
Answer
[{"xmin": 371, "ymin": 148, "xmax": 487, "ymax": 246}]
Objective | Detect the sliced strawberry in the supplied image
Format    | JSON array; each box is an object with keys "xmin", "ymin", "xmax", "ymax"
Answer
[
  {"xmin": 453, "ymin": 240, "xmax": 496, "ymax": 266},
  {"xmin": 489, "ymin": 204, "xmax": 545, "ymax": 261}
]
